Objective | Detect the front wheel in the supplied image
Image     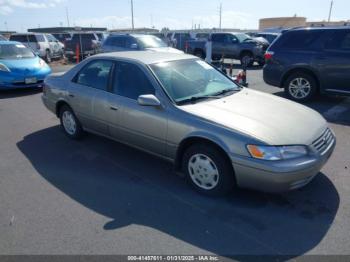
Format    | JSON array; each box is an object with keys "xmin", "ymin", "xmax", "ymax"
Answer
[
  {"xmin": 59, "ymin": 105, "xmax": 84, "ymax": 139},
  {"xmin": 284, "ymin": 72, "xmax": 318, "ymax": 102},
  {"xmin": 182, "ymin": 144, "xmax": 235, "ymax": 196}
]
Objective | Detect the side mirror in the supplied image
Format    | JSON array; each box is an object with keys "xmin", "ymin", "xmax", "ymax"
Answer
[
  {"xmin": 130, "ymin": 43, "xmax": 138, "ymax": 49},
  {"xmin": 138, "ymin": 94, "xmax": 161, "ymax": 107}
]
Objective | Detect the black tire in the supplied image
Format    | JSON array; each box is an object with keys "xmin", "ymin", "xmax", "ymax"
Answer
[
  {"xmin": 182, "ymin": 144, "xmax": 235, "ymax": 196},
  {"xmin": 194, "ymin": 49, "xmax": 205, "ymax": 59},
  {"xmin": 240, "ymin": 52, "xmax": 254, "ymax": 67},
  {"xmin": 59, "ymin": 105, "xmax": 84, "ymax": 140},
  {"xmin": 257, "ymin": 60, "xmax": 265, "ymax": 67},
  {"xmin": 45, "ymin": 50, "xmax": 52, "ymax": 63},
  {"xmin": 284, "ymin": 72, "xmax": 318, "ymax": 102}
]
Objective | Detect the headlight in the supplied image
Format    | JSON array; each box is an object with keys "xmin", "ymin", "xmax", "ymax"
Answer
[
  {"xmin": 0, "ymin": 63, "xmax": 11, "ymax": 72},
  {"xmin": 247, "ymin": 145, "xmax": 308, "ymax": 161},
  {"xmin": 38, "ymin": 58, "xmax": 47, "ymax": 68}
]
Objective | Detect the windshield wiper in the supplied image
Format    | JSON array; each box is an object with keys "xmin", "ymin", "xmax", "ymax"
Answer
[
  {"xmin": 211, "ymin": 89, "xmax": 238, "ymax": 97},
  {"xmin": 177, "ymin": 95, "xmax": 222, "ymax": 105}
]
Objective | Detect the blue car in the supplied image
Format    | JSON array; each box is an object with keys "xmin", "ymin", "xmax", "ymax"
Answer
[{"xmin": 0, "ymin": 41, "xmax": 51, "ymax": 90}]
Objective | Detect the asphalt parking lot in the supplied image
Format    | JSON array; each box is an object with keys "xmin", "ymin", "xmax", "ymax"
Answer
[{"xmin": 0, "ymin": 63, "xmax": 349, "ymax": 257}]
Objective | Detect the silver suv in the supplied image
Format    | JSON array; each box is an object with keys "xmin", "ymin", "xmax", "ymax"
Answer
[{"xmin": 9, "ymin": 33, "xmax": 64, "ymax": 62}]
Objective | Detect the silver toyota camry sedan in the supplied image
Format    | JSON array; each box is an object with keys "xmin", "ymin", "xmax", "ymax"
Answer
[{"xmin": 42, "ymin": 51, "xmax": 336, "ymax": 195}]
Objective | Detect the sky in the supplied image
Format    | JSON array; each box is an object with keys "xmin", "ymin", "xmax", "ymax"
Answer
[{"xmin": 0, "ymin": 0, "xmax": 349, "ymax": 32}]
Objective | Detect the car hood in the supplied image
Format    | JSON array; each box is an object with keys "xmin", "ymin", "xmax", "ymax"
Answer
[
  {"xmin": 179, "ymin": 89, "xmax": 327, "ymax": 145},
  {"xmin": 1, "ymin": 57, "xmax": 41, "ymax": 72},
  {"xmin": 146, "ymin": 47, "xmax": 184, "ymax": 54}
]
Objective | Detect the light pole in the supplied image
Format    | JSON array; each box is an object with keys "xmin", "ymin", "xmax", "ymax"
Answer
[
  {"xmin": 328, "ymin": 0, "xmax": 334, "ymax": 22},
  {"xmin": 131, "ymin": 0, "xmax": 135, "ymax": 30},
  {"xmin": 66, "ymin": 7, "xmax": 70, "ymax": 27},
  {"xmin": 219, "ymin": 2, "xmax": 222, "ymax": 29}
]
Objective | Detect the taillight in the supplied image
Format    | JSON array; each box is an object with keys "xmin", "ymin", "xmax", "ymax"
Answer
[{"xmin": 264, "ymin": 51, "xmax": 274, "ymax": 61}]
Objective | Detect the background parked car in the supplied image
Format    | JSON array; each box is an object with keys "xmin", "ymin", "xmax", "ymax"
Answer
[
  {"xmin": 52, "ymin": 33, "xmax": 72, "ymax": 46},
  {"xmin": 254, "ymin": 32, "xmax": 280, "ymax": 45},
  {"xmin": 64, "ymin": 32, "xmax": 100, "ymax": 61},
  {"xmin": 187, "ymin": 32, "xmax": 267, "ymax": 66},
  {"xmin": 263, "ymin": 27, "xmax": 350, "ymax": 102},
  {"xmin": 169, "ymin": 32, "xmax": 193, "ymax": 51},
  {"xmin": 0, "ymin": 34, "xmax": 8, "ymax": 41},
  {"xmin": 9, "ymin": 33, "xmax": 63, "ymax": 63},
  {"xmin": 101, "ymin": 34, "xmax": 183, "ymax": 54},
  {"xmin": 0, "ymin": 41, "xmax": 51, "ymax": 89}
]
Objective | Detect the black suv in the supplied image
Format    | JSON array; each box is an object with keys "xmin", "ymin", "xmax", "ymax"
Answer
[{"xmin": 263, "ymin": 27, "xmax": 350, "ymax": 102}]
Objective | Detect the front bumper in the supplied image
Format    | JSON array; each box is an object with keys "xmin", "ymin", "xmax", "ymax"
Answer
[
  {"xmin": 0, "ymin": 68, "xmax": 51, "ymax": 90},
  {"xmin": 231, "ymin": 137, "xmax": 336, "ymax": 193}
]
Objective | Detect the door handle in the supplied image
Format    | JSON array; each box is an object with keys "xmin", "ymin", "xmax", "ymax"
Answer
[{"xmin": 110, "ymin": 106, "xmax": 118, "ymax": 111}]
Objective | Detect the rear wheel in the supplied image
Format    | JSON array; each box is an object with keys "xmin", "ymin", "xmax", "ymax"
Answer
[
  {"xmin": 194, "ymin": 49, "xmax": 205, "ymax": 59},
  {"xmin": 182, "ymin": 144, "xmax": 235, "ymax": 196},
  {"xmin": 59, "ymin": 105, "xmax": 83, "ymax": 139},
  {"xmin": 284, "ymin": 72, "xmax": 318, "ymax": 102}
]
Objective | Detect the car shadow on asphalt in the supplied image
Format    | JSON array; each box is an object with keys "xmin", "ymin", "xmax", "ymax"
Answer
[
  {"xmin": 0, "ymin": 88, "xmax": 42, "ymax": 99},
  {"xmin": 17, "ymin": 126, "xmax": 340, "ymax": 257},
  {"xmin": 273, "ymin": 91, "xmax": 350, "ymax": 126}
]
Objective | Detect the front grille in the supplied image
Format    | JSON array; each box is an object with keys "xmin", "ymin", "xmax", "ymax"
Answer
[
  {"xmin": 12, "ymin": 80, "xmax": 43, "ymax": 86},
  {"xmin": 312, "ymin": 128, "xmax": 334, "ymax": 154}
]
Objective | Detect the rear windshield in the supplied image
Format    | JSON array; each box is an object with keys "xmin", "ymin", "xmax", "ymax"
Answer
[
  {"xmin": 136, "ymin": 36, "xmax": 167, "ymax": 48},
  {"xmin": 0, "ymin": 43, "xmax": 35, "ymax": 59},
  {"xmin": 10, "ymin": 35, "xmax": 27, "ymax": 42}
]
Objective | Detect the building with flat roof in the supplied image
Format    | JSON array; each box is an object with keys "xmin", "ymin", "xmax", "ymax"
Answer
[{"xmin": 260, "ymin": 17, "xmax": 350, "ymax": 31}]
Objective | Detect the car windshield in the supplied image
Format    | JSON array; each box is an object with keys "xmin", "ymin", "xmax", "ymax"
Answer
[
  {"xmin": 235, "ymin": 33, "xmax": 253, "ymax": 42},
  {"xmin": 0, "ymin": 43, "xmax": 35, "ymax": 59},
  {"xmin": 150, "ymin": 59, "xmax": 240, "ymax": 104},
  {"xmin": 136, "ymin": 36, "xmax": 167, "ymax": 48}
]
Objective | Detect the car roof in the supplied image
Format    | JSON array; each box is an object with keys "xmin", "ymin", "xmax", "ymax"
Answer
[
  {"xmin": 11, "ymin": 33, "xmax": 42, "ymax": 35},
  {"xmin": 289, "ymin": 26, "xmax": 350, "ymax": 32},
  {"xmin": 93, "ymin": 51, "xmax": 196, "ymax": 65}
]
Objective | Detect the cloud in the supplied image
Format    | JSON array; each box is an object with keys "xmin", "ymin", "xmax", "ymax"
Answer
[
  {"xmin": 0, "ymin": 0, "xmax": 64, "ymax": 15},
  {"xmin": 193, "ymin": 11, "xmax": 255, "ymax": 29},
  {"xmin": 74, "ymin": 16, "xmax": 138, "ymax": 29},
  {"xmin": 73, "ymin": 10, "xmax": 256, "ymax": 30}
]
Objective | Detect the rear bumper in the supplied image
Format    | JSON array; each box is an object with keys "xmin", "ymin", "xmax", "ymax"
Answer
[
  {"xmin": 263, "ymin": 64, "xmax": 283, "ymax": 87},
  {"xmin": 231, "ymin": 138, "xmax": 336, "ymax": 193}
]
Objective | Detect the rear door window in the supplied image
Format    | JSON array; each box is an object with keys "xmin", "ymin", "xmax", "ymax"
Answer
[
  {"xmin": 108, "ymin": 36, "xmax": 127, "ymax": 48},
  {"xmin": 75, "ymin": 60, "xmax": 114, "ymax": 91},
  {"xmin": 212, "ymin": 34, "xmax": 225, "ymax": 43},
  {"xmin": 278, "ymin": 30, "xmax": 324, "ymax": 50}
]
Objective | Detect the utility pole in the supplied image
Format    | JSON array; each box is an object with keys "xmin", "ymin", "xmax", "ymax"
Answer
[
  {"xmin": 328, "ymin": 0, "xmax": 334, "ymax": 22},
  {"xmin": 219, "ymin": 2, "xmax": 222, "ymax": 29},
  {"xmin": 131, "ymin": 0, "xmax": 135, "ymax": 30},
  {"xmin": 66, "ymin": 7, "xmax": 70, "ymax": 27}
]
